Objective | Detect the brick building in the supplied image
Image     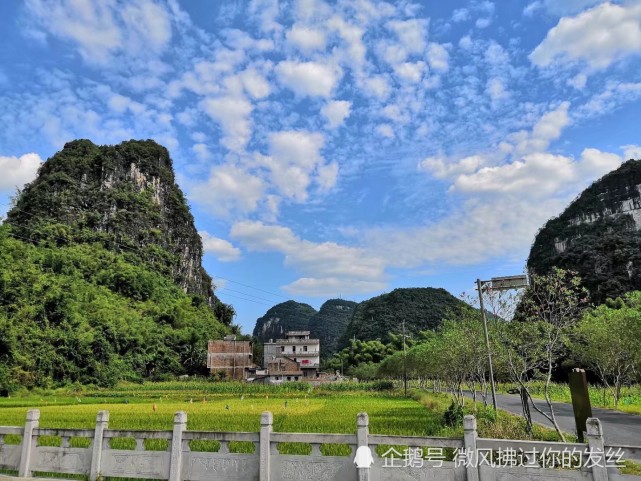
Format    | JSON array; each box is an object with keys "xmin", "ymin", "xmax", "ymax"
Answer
[{"xmin": 207, "ymin": 336, "xmax": 253, "ymax": 380}]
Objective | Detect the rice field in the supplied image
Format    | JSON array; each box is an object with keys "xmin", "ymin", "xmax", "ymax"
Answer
[
  {"xmin": 0, "ymin": 380, "xmax": 562, "ymax": 456},
  {"xmin": 0, "ymin": 393, "xmax": 435, "ymax": 436},
  {"xmin": 0, "ymin": 383, "xmax": 451, "ymax": 458}
]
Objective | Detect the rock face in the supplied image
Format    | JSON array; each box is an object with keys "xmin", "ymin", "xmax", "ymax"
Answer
[
  {"xmin": 528, "ymin": 159, "xmax": 641, "ymax": 303},
  {"xmin": 7, "ymin": 139, "xmax": 233, "ymax": 323},
  {"xmin": 309, "ymin": 299, "xmax": 358, "ymax": 360},
  {"xmin": 252, "ymin": 300, "xmax": 317, "ymax": 342}
]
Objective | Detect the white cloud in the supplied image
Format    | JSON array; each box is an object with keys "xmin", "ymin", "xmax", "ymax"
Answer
[
  {"xmin": 419, "ymin": 154, "xmax": 487, "ymax": 179},
  {"xmin": 376, "ymin": 124, "xmax": 394, "ymax": 138},
  {"xmin": 530, "ymin": 3, "xmax": 641, "ymax": 70},
  {"xmin": 284, "ymin": 277, "xmax": 385, "ymax": 296},
  {"xmin": 371, "ymin": 147, "xmax": 624, "ymax": 269},
  {"xmin": 327, "ymin": 15, "xmax": 366, "ymax": 69},
  {"xmin": 576, "ymin": 81, "xmax": 641, "ymax": 118},
  {"xmin": 524, "ymin": 0, "xmax": 604, "ymax": 17},
  {"xmin": 190, "ymin": 164, "xmax": 265, "ymax": 217},
  {"xmin": 427, "ymin": 43, "xmax": 450, "ymax": 73},
  {"xmin": 0, "ymin": 153, "xmax": 42, "ymax": 192},
  {"xmin": 269, "ymin": 130, "xmax": 325, "ymax": 168},
  {"xmin": 366, "ymin": 196, "xmax": 567, "ymax": 268},
  {"xmin": 316, "ymin": 161, "xmax": 339, "ymax": 190},
  {"xmin": 452, "ymin": 8, "xmax": 470, "ymax": 22},
  {"xmin": 231, "ymin": 220, "xmax": 386, "ymax": 296},
  {"xmin": 363, "ymin": 75, "xmax": 390, "ymax": 100},
  {"xmin": 485, "ymin": 41, "xmax": 509, "ymax": 65},
  {"xmin": 395, "ymin": 61, "xmax": 426, "ymax": 82},
  {"xmin": 24, "ymin": 0, "xmax": 172, "ymax": 65},
  {"xmin": 200, "ymin": 231, "xmax": 242, "ymax": 262},
  {"xmin": 486, "ymin": 78, "xmax": 509, "ymax": 106},
  {"xmin": 201, "ymin": 95, "xmax": 253, "ymax": 154},
  {"xmin": 276, "ymin": 61, "xmax": 341, "ymax": 97},
  {"xmin": 258, "ymin": 130, "xmax": 335, "ymax": 200},
  {"xmin": 623, "ymin": 144, "xmax": 641, "ymax": 160},
  {"xmin": 239, "ymin": 68, "xmax": 271, "ymax": 99},
  {"xmin": 475, "ymin": 17, "xmax": 492, "ymax": 29},
  {"xmin": 567, "ymin": 73, "xmax": 587, "ymax": 90},
  {"xmin": 192, "ymin": 143, "xmax": 212, "ymax": 161},
  {"xmin": 387, "ymin": 19, "xmax": 428, "ymax": 54},
  {"xmin": 321, "ymin": 100, "xmax": 351, "ymax": 128},
  {"xmin": 452, "ymin": 149, "xmax": 622, "ymax": 197},
  {"xmin": 249, "ymin": 0, "xmax": 282, "ymax": 33},
  {"xmin": 507, "ymin": 102, "xmax": 571, "ymax": 158},
  {"xmin": 286, "ymin": 24, "xmax": 326, "ymax": 52}
]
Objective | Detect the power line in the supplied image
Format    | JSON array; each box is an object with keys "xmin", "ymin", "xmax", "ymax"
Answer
[
  {"xmin": 214, "ymin": 291, "xmax": 272, "ymax": 307},
  {"xmin": 213, "ymin": 276, "xmax": 289, "ymax": 300},
  {"xmin": 218, "ymin": 287, "xmax": 278, "ymax": 303}
]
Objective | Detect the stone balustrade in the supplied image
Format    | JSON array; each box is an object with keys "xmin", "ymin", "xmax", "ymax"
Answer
[{"xmin": 0, "ymin": 410, "xmax": 640, "ymax": 481}]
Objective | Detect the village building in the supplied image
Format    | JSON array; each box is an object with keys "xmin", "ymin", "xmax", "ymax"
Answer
[
  {"xmin": 207, "ymin": 336, "xmax": 254, "ymax": 380},
  {"xmin": 262, "ymin": 331, "xmax": 321, "ymax": 383}
]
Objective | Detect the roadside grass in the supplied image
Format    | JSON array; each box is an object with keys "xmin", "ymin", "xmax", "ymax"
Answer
[
  {"xmin": 494, "ymin": 381, "xmax": 641, "ymax": 416},
  {"xmin": 621, "ymin": 460, "xmax": 641, "ymax": 476}
]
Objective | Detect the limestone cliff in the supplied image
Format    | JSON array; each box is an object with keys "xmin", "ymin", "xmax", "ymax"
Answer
[
  {"xmin": 7, "ymin": 139, "xmax": 233, "ymax": 324},
  {"xmin": 528, "ymin": 159, "xmax": 641, "ymax": 303},
  {"xmin": 252, "ymin": 300, "xmax": 317, "ymax": 342}
]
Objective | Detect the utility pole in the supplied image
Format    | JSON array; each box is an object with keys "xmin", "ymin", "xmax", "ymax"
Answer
[
  {"xmin": 477, "ymin": 279, "xmax": 497, "ymax": 412},
  {"xmin": 402, "ymin": 320, "xmax": 408, "ymax": 397}
]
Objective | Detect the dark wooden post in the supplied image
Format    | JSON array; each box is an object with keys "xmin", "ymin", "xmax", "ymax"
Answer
[{"xmin": 569, "ymin": 368, "xmax": 592, "ymax": 442}]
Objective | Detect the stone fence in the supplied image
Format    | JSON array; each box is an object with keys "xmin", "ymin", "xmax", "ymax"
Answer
[{"xmin": 0, "ymin": 409, "xmax": 640, "ymax": 481}]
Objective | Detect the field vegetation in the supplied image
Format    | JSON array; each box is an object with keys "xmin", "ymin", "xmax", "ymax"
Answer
[{"xmin": 0, "ymin": 382, "xmax": 559, "ymax": 447}]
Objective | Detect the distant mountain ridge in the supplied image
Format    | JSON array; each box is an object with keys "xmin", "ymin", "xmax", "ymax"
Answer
[
  {"xmin": 528, "ymin": 158, "xmax": 641, "ymax": 303},
  {"xmin": 338, "ymin": 287, "xmax": 475, "ymax": 348},
  {"xmin": 251, "ymin": 288, "xmax": 474, "ymax": 358},
  {"xmin": 309, "ymin": 299, "xmax": 358, "ymax": 360}
]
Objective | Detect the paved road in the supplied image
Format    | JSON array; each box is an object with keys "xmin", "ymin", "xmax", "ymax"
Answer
[{"xmin": 479, "ymin": 392, "xmax": 641, "ymax": 446}]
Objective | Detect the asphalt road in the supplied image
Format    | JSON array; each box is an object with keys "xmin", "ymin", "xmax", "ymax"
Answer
[{"xmin": 481, "ymin": 392, "xmax": 641, "ymax": 446}]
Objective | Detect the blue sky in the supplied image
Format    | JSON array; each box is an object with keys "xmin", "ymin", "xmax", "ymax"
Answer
[{"xmin": 1, "ymin": 0, "xmax": 641, "ymax": 333}]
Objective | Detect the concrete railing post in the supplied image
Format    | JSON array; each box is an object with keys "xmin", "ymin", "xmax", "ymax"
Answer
[
  {"xmin": 89, "ymin": 410, "xmax": 109, "ymax": 481},
  {"xmin": 355, "ymin": 413, "xmax": 371, "ymax": 481},
  {"xmin": 586, "ymin": 418, "xmax": 609, "ymax": 481},
  {"xmin": 357, "ymin": 412, "xmax": 369, "ymax": 446},
  {"xmin": 169, "ymin": 411, "xmax": 187, "ymax": 481},
  {"xmin": 260, "ymin": 411, "xmax": 273, "ymax": 481},
  {"xmin": 463, "ymin": 415, "xmax": 479, "ymax": 481},
  {"xmin": 18, "ymin": 409, "xmax": 40, "ymax": 477}
]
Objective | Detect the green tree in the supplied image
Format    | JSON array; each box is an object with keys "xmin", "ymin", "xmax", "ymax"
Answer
[
  {"xmin": 573, "ymin": 293, "xmax": 641, "ymax": 406},
  {"xmin": 509, "ymin": 268, "xmax": 589, "ymax": 441}
]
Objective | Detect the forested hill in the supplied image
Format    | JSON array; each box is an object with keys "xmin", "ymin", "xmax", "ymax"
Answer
[
  {"xmin": 252, "ymin": 300, "xmax": 317, "ymax": 342},
  {"xmin": 339, "ymin": 287, "xmax": 475, "ymax": 346},
  {"xmin": 0, "ymin": 139, "xmax": 231, "ymax": 390},
  {"xmin": 309, "ymin": 299, "xmax": 358, "ymax": 360},
  {"xmin": 528, "ymin": 159, "xmax": 641, "ymax": 303}
]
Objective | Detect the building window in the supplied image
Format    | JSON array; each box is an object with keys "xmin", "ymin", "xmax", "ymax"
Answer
[
  {"xmin": 292, "ymin": 345, "xmax": 296, "ymax": 352},
  {"xmin": 295, "ymin": 377, "xmax": 298, "ymax": 381},
  {"xmin": 303, "ymin": 345, "xmax": 308, "ymax": 352},
  {"xmin": 287, "ymin": 376, "xmax": 291, "ymax": 381},
  {"xmin": 281, "ymin": 346, "xmax": 284, "ymax": 352}
]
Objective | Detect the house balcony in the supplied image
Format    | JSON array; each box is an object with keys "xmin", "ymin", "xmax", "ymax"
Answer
[
  {"xmin": 282, "ymin": 351, "xmax": 319, "ymax": 357},
  {"xmin": 268, "ymin": 339, "xmax": 320, "ymax": 345}
]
